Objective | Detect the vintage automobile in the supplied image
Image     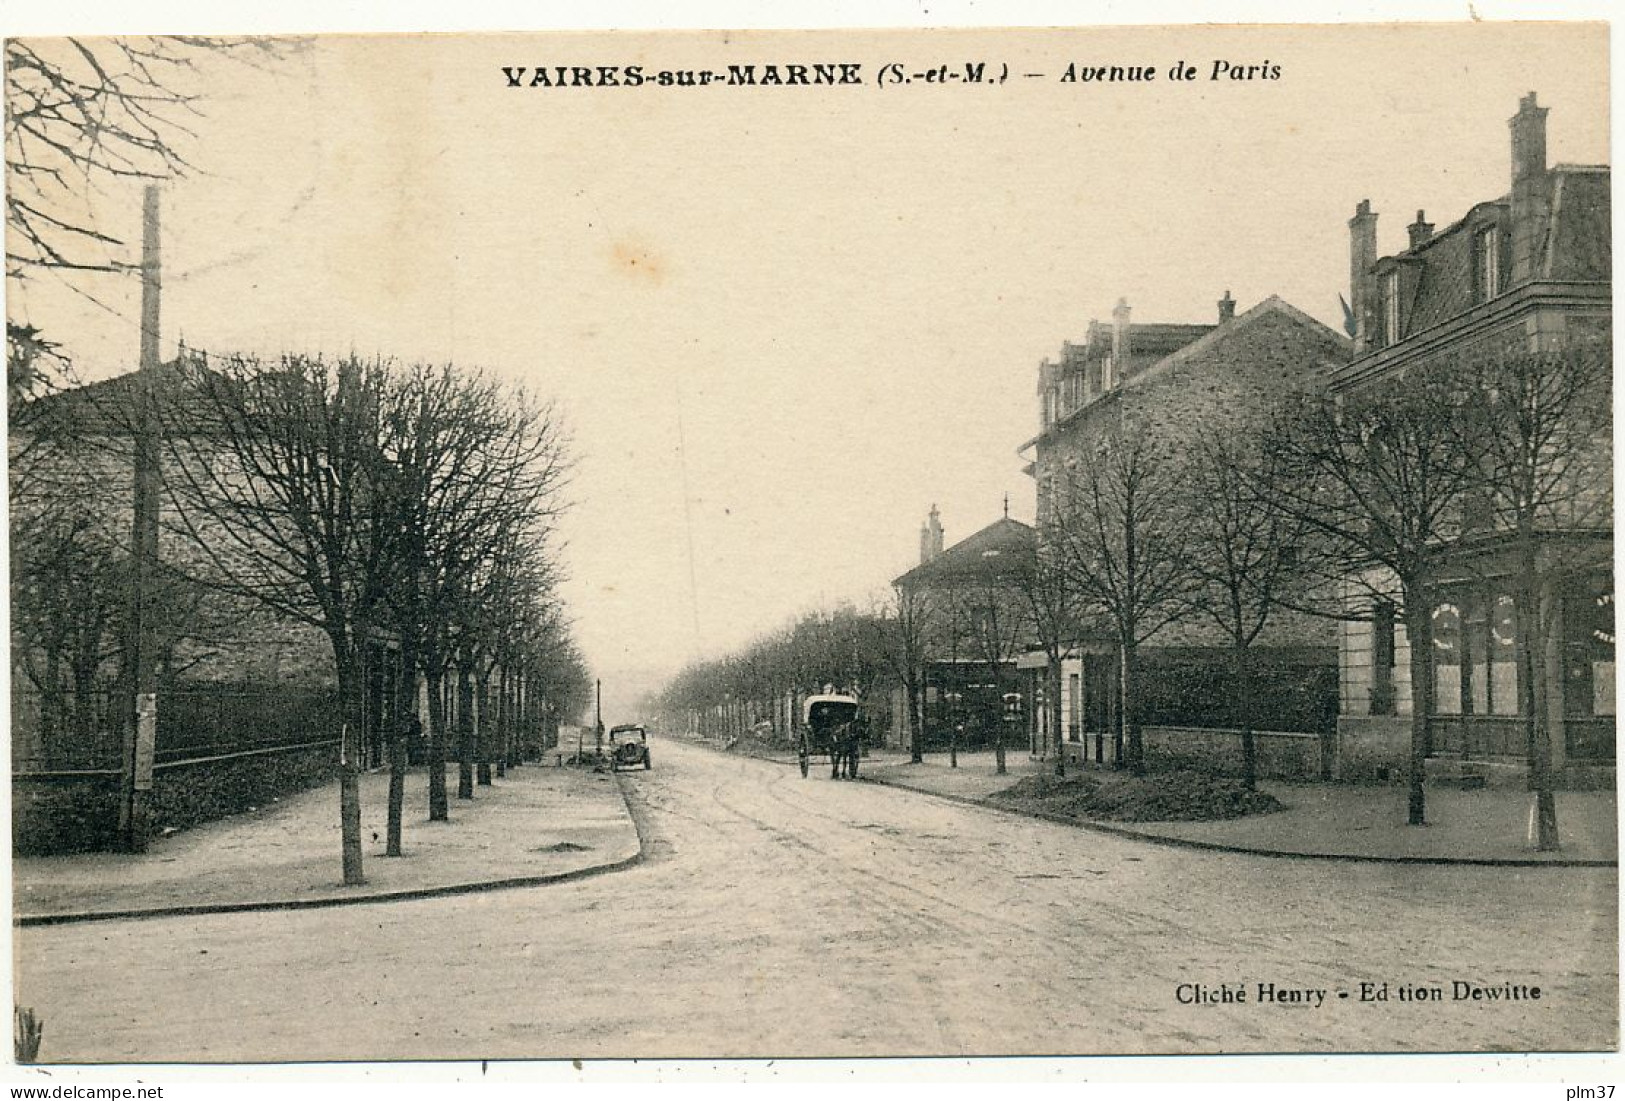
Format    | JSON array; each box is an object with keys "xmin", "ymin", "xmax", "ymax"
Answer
[{"xmin": 608, "ymin": 723, "xmax": 651, "ymax": 771}]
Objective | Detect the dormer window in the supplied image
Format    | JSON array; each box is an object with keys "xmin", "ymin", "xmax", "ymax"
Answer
[
  {"xmin": 1382, "ymin": 270, "xmax": 1401, "ymax": 347},
  {"xmin": 1476, "ymin": 226, "xmax": 1503, "ymax": 302}
]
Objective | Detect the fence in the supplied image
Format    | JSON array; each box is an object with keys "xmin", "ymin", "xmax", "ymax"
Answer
[{"xmin": 12, "ymin": 684, "xmax": 340, "ymax": 775}]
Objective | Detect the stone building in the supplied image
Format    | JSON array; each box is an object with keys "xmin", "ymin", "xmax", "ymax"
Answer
[
  {"xmin": 1019, "ymin": 294, "xmax": 1349, "ymax": 776},
  {"xmin": 1332, "ymin": 92, "xmax": 1613, "ymax": 785},
  {"xmin": 891, "ymin": 507, "xmax": 1037, "ymax": 752}
]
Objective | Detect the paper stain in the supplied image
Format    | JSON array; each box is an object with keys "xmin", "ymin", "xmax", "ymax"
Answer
[{"xmin": 611, "ymin": 238, "xmax": 666, "ymax": 285}]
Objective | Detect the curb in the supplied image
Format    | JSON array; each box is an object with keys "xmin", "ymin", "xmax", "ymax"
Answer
[
  {"xmin": 857, "ymin": 771, "xmax": 1619, "ymax": 869},
  {"xmin": 15, "ymin": 774, "xmax": 649, "ymax": 929}
]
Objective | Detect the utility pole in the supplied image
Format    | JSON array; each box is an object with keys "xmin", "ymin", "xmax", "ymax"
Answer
[
  {"xmin": 595, "ymin": 678, "xmax": 604, "ymax": 755},
  {"xmin": 119, "ymin": 185, "xmax": 162, "ymax": 852}
]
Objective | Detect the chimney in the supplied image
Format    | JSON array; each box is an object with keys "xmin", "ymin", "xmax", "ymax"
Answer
[
  {"xmin": 1217, "ymin": 290, "xmax": 1236, "ymax": 323},
  {"xmin": 1348, "ymin": 199, "xmax": 1379, "ymax": 354},
  {"xmin": 1111, "ymin": 298, "xmax": 1132, "ymax": 372},
  {"xmin": 1510, "ymin": 91, "xmax": 1548, "ymax": 185},
  {"xmin": 1509, "ymin": 91, "xmax": 1552, "ymax": 285},
  {"xmin": 920, "ymin": 505, "xmax": 944, "ymax": 564},
  {"xmin": 1407, "ymin": 210, "xmax": 1434, "ymax": 250}
]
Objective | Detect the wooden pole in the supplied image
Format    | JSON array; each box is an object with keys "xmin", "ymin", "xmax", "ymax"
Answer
[{"xmin": 119, "ymin": 185, "xmax": 162, "ymax": 853}]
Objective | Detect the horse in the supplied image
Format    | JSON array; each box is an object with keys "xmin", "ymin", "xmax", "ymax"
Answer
[{"xmin": 828, "ymin": 719, "xmax": 861, "ymax": 780}]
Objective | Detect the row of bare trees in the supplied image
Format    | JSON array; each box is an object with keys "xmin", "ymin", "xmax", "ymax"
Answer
[
  {"xmin": 655, "ymin": 604, "xmax": 890, "ymax": 742},
  {"xmin": 164, "ymin": 351, "xmax": 587, "ymax": 877},
  {"xmin": 654, "ymin": 572, "xmax": 1048, "ymax": 775},
  {"xmin": 9, "ymin": 346, "xmax": 593, "ymax": 878}
]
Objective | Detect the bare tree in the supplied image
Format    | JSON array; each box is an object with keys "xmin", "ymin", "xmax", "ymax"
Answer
[
  {"xmin": 164, "ymin": 353, "xmax": 393, "ymax": 884},
  {"xmin": 1008, "ymin": 538, "xmax": 1086, "ymax": 777},
  {"xmin": 376, "ymin": 363, "xmax": 572, "ymax": 823},
  {"xmin": 1263, "ymin": 377, "xmax": 1475, "ymax": 826},
  {"xmin": 1049, "ymin": 430, "xmax": 1197, "ymax": 775},
  {"xmin": 1446, "ymin": 335, "xmax": 1613, "ymax": 849},
  {"xmin": 1181, "ymin": 425, "xmax": 1325, "ymax": 790},
  {"xmin": 953, "ymin": 571, "xmax": 1030, "ymax": 775},
  {"xmin": 5, "ymin": 36, "xmax": 297, "ymax": 278},
  {"xmin": 875, "ymin": 585, "xmax": 936, "ymax": 764}
]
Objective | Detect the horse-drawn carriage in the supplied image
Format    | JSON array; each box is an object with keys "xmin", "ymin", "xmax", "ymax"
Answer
[{"xmin": 799, "ymin": 694, "xmax": 865, "ymax": 780}]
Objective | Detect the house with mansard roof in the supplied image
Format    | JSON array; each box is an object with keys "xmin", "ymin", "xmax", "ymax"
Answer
[{"xmin": 1333, "ymin": 92, "xmax": 1613, "ymax": 786}]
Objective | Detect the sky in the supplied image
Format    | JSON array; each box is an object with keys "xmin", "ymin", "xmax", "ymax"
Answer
[{"xmin": 4, "ymin": 21, "xmax": 1610, "ymax": 719}]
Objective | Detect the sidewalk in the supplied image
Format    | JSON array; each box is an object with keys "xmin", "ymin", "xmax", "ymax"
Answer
[
  {"xmin": 863, "ymin": 752, "xmax": 1618, "ymax": 866},
  {"xmin": 13, "ymin": 762, "xmax": 642, "ymax": 924}
]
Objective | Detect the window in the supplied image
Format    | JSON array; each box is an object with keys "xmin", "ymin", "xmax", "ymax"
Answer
[
  {"xmin": 1432, "ymin": 602, "xmax": 1462, "ymax": 714},
  {"xmin": 1068, "ymin": 672, "xmax": 1081, "ymax": 742},
  {"xmin": 1437, "ymin": 587, "xmax": 1522, "ymax": 717},
  {"xmin": 1564, "ymin": 572, "xmax": 1615, "ymax": 718},
  {"xmin": 1382, "ymin": 271, "xmax": 1401, "ymax": 346},
  {"xmin": 1476, "ymin": 226, "xmax": 1503, "ymax": 302},
  {"xmin": 1489, "ymin": 595, "xmax": 1520, "ymax": 715}
]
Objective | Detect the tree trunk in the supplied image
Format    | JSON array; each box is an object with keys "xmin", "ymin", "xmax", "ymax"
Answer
[
  {"xmin": 1401, "ymin": 594, "xmax": 1433, "ymax": 827},
  {"xmin": 1122, "ymin": 640, "xmax": 1144, "ymax": 776},
  {"xmin": 510, "ymin": 671, "xmax": 525, "ymax": 764},
  {"xmin": 906, "ymin": 679, "xmax": 923, "ymax": 763},
  {"xmin": 1515, "ymin": 528, "xmax": 1559, "ymax": 849},
  {"xmin": 386, "ymin": 730, "xmax": 407, "ymax": 856},
  {"xmin": 388, "ymin": 643, "xmax": 419, "ymax": 857},
  {"xmin": 457, "ymin": 658, "xmax": 476, "ymax": 799},
  {"xmin": 495, "ymin": 666, "xmax": 508, "ymax": 779},
  {"xmin": 424, "ymin": 663, "xmax": 450, "ymax": 821},
  {"xmin": 334, "ymin": 650, "xmax": 365, "ymax": 886},
  {"xmin": 1234, "ymin": 643, "xmax": 1256, "ymax": 791},
  {"xmin": 386, "ymin": 651, "xmax": 412, "ymax": 857},
  {"xmin": 1051, "ymin": 654, "xmax": 1067, "ymax": 778},
  {"xmin": 476, "ymin": 667, "xmax": 494, "ymax": 786},
  {"xmin": 993, "ymin": 665, "xmax": 1008, "ymax": 775}
]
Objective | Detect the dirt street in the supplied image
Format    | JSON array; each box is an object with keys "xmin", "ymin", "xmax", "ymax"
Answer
[{"xmin": 12, "ymin": 737, "xmax": 1617, "ymax": 1061}]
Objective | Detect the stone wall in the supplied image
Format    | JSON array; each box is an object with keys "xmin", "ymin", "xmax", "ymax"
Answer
[{"xmin": 1140, "ymin": 725, "xmax": 1329, "ymax": 782}]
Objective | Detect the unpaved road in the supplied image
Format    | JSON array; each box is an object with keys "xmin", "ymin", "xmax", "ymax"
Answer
[{"xmin": 13, "ymin": 737, "xmax": 1617, "ymax": 1061}]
